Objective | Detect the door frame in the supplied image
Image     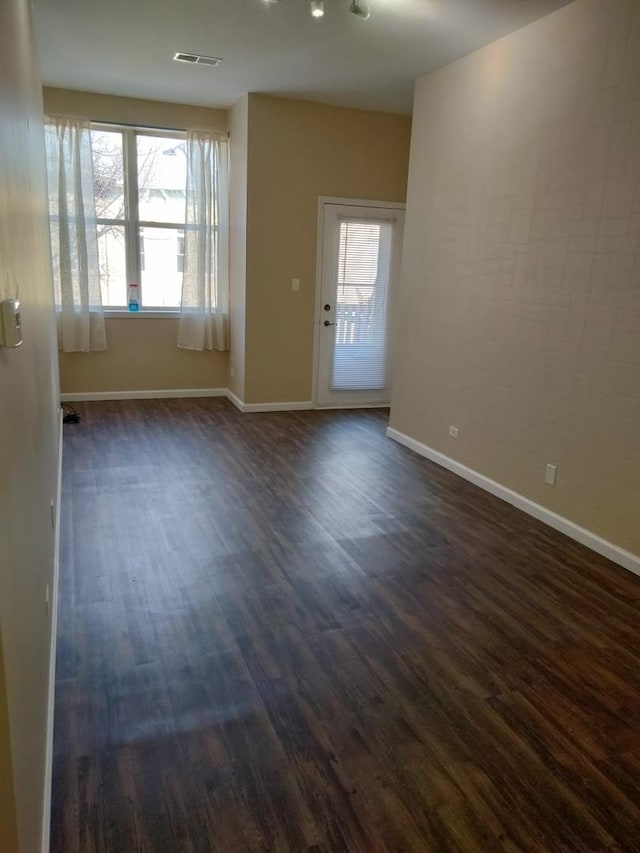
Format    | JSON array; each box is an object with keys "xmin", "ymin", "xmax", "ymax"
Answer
[{"xmin": 312, "ymin": 196, "xmax": 406, "ymax": 409}]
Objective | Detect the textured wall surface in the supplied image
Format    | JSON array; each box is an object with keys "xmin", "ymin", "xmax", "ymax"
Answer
[
  {"xmin": 0, "ymin": 1, "xmax": 61, "ymax": 850},
  {"xmin": 391, "ymin": 0, "xmax": 640, "ymax": 555},
  {"xmin": 0, "ymin": 634, "xmax": 18, "ymax": 852}
]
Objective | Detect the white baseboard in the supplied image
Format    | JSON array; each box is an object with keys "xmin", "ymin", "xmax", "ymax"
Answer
[
  {"xmin": 240, "ymin": 400, "xmax": 314, "ymax": 413},
  {"xmin": 60, "ymin": 388, "xmax": 227, "ymax": 402},
  {"xmin": 58, "ymin": 387, "xmax": 383, "ymax": 414},
  {"xmin": 225, "ymin": 390, "xmax": 245, "ymax": 412},
  {"xmin": 59, "ymin": 389, "xmax": 312, "ymax": 413},
  {"xmin": 386, "ymin": 426, "xmax": 640, "ymax": 577},
  {"xmin": 224, "ymin": 390, "xmax": 314, "ymax": 413},
  {"xmin": 41, "ymin": 412, "xmax": 63, "ymax": 853},
  {"xmin": 316, "ymin": 402, "xmax": 390, "ymax": 410}
]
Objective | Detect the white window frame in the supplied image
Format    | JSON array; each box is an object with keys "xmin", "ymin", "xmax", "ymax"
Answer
[{"xmin": 91, "ymin": 122, "xmax": 187, "ymax": 316}]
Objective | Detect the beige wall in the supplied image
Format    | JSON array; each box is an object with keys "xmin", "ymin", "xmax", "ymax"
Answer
[
  {"xmin": 0, "ymin": 1, "xmax": 61, "ymax": 850},
  {"xmin": 43, "ymin": 87, "xmax": 227, "ymax": 132},
  {"xmin": 43, "ymin": 88, "xmax": 228, "ymax": 395},
  {"xmin": 0, "ymin": 634, "xmax": 19, "ymax": 853},
  {"xmin": 43, "ymin": 89, "xmax": 411, "ymax": 402},
  {"xmin": 229, "ymin": 96, "xmax": 249, "ymax": 400},
  {"xmin": 243, "ymin": 94, "xmax": 412, "ymax": 404},
  {"xmin": 59, "ymin": 318, "xmax": 227, "ymax": 393},
  {"xmin": 391, "ymin": 0, "xmax": 640, "ymax": 556}
]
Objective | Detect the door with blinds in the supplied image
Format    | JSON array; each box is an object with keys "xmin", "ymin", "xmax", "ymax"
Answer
[{"xmin": 315, "ymin": 201, "xmax": 404, "ymax": 407}]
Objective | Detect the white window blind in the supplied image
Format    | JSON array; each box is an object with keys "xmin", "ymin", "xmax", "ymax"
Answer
[{"xmin": 331, "ymin": 218, "xmax": 393, "ymax": 391}]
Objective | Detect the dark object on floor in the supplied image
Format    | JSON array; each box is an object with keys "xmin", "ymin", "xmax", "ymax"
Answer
[{"xmin": 61, "ymin": 403, "xmax": 80, "ymax": 424}]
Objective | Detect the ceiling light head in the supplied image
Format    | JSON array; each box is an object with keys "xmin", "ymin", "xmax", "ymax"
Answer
[
  {"xmin": 349, "ymin": 0, "xmax": 370, "ymax": 20},
  {"xmin": 310, "ymin": 0, "xmax": 324, "ymax": 18}
]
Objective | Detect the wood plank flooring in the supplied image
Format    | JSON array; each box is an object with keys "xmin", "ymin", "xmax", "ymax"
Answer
[{"xmin": 51, "ymin": 399, "xmax": 640, "ymax": 852}]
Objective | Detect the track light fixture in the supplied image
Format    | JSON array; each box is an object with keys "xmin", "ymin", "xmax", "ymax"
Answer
[
  {"xmin": 264, "ymin": 1, "xmax": 371, "ymax": 21},
  {"xmin": 348, "ymin": 0, "xmax": 370, "ymax": 20}
]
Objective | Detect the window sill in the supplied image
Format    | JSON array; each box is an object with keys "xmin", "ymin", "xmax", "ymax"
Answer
[{"xmin": 104, "ymin": 310, "xmax": 181, "ymax": 319}]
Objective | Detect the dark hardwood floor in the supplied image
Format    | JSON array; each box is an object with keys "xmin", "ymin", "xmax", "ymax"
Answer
[{"xmin": 51, "ymin": 399, "xmax": 640, "ymax": 852}]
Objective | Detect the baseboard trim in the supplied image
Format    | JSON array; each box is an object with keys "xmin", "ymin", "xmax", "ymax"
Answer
[
  {"xmin": 386, "ymin": 426, "xmax": 640, "ymax": 577},
  {"xmin": 225, "ymin": 390, "xmax": 245, "ymax": 412},
  {"xmin": 60, "ymin": 388, "xmax": 227, "ymax": 402},
  {"xmin": 41, "ymin": 411, "xmax": 63, "ymax": 853},
  {"xmin": 316, "ymin": 402, "xmax": 390, "ymax": 410},
  {"xmin": 241, "ymin": 400, "xmax": 314, "ymax": 413},
  {"xmin": 58, "ymin": 389, "xmax": 313, "ymax": 412},
  {"xmin": 224, "ymin": 390, "xmax": 314, "ymax": 413}
]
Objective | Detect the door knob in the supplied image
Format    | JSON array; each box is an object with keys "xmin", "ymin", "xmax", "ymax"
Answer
[{"xmin": 324, "ymin": 320, "xmax": 336, "ymax": 326}]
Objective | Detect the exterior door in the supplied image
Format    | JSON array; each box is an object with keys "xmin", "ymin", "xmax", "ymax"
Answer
[{"xmin": 315, "ymin": 202, "xmax": 404, "ymax": 407}]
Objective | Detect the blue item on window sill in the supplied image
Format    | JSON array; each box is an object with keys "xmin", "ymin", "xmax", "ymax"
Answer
[{"xmin": 127, "ymin": 284, "xmax": 140, "ymax": 312}]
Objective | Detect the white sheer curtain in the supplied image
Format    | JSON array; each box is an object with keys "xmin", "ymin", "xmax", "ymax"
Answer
[
  {"xmin": 177, "ymin": 131, "xmax": 229, "ymax": 351},
  {"xmin": 44, "ymin": 116, "xmax": 106, "ymax": 352}
]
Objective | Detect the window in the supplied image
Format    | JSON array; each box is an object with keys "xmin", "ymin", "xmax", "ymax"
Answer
[
  {"xmin": 91, "ymin": 126, "xmax": 187, "ymax": 309},
  {"xmin": 331, "ymin": 219, "xmax": 392, "ymax": 391},
  {"xmin": 177, "ymin": 234, "xmax": 185, "ymax": 274}
]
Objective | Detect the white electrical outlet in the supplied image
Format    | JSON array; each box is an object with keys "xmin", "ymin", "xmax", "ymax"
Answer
[
  {"xmin": 449, "ymin": 425, "xmax": 459, "ymax": 439},
  {"xmin": 291, "ymin": 277, "xmax": 300, "ymax": 292},
  {"xmin": 545, "ymin": 464, "xmax": 557, "ymax": 486}
]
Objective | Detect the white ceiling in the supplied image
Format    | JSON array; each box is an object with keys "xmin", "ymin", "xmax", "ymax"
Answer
[{"xmin": 33, "ymin": 0, "xmax": 573, "ymax": 115}]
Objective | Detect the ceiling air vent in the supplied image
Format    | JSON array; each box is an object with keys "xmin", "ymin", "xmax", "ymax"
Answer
[{"xmin": 173, "ymin": 52, "xmax": 223, "ymax": 67}]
